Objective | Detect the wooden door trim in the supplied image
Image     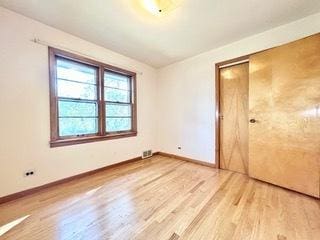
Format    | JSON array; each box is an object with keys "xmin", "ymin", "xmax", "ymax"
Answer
[{"xmin": 214, "ymin": 55, "xmax": 249, "ymax": 169}]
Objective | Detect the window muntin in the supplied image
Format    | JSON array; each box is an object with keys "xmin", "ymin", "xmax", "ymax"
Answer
[{"xmin": 49, "ymin": 48, "xmax": 137, "ymax": 147}]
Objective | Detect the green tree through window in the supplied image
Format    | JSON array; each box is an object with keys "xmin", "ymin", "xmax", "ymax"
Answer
[{"xmin": 49, "ymin": 47, "xmax": 137, "ymax": 147}]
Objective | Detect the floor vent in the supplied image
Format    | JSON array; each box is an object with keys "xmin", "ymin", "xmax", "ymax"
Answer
[{"xmin": 142, "ymin": 150, "xmax": 153, "ymax": 159}]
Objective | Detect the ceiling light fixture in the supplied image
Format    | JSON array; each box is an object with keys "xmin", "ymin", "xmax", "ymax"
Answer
[{"xmin": 141, "ymin": 0, "xmax": 182, "ymax": 16}]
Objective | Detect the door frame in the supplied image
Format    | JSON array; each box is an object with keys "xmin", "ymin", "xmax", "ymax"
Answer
[{"xmin": 214, "ymin": 55, "xmax": 249, "ymax": 169}]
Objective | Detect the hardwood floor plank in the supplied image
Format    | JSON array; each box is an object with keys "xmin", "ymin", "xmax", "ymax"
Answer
[{"xmin": 0, "ymin": 156, "xmax": 319, "ymax": 240}]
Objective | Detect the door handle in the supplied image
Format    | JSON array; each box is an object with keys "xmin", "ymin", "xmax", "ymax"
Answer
[{"xmin": 249, "ymin": 119, "xmax": 256, "ymax": 123}]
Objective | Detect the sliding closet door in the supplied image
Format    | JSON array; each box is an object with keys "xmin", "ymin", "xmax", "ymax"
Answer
[
  {"xmin": 248, "ymin": 34, "xmax": 320, "ymax": 197},
  {"xmin": 220, "ymin": 63, "xmax": 249, "ymax": 174}
]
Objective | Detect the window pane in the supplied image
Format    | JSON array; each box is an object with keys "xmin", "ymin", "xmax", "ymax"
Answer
[
  {"xmin": 57, "ymin": 58, "xmax": 97, "ymax": 84},
  {"xmin": 105, "ymin": 71, "xmax": 130, "ymax": 90},
  {"xmin": 106, "ymin": 103, "xmax": 131, "ymax": 117},
  {"xmin": 58, "ymin": 79, "xmax": 97, "ymax": 100},
  {"xmin": 59, "ymin": 100, "xmax": 97, "ymax": 117},
  {"xmin": 59, "ymin": 117, "xmax": 98, "ymax": 136},
  {"xmin": 105, "ymin": 87, "xmax": 130, "ymax": 103},
  {"xmin": 106, "ymin": 117, "xmax": 131, "ymax": 132}
]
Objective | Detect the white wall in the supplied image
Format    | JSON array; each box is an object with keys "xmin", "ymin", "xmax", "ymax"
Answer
[
  {"xmin": 156, "ymin": 12, "xmax": 320, "ymax": 164},
  {"xmin": 0, "ymin": 7, "xmax": 158, "ymax": 197}
]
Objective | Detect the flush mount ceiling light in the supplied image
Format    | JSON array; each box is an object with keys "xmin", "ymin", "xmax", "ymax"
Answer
[{"xmin": 141, "ymin": 0, "xmax": 183, "ymax": 16}]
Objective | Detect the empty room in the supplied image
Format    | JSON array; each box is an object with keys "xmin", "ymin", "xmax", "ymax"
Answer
[{"xmin": 0, "ymin": 0, "xmax": 319, "ymax": 239}]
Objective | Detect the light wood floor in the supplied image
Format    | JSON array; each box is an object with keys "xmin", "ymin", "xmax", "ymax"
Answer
[{"xmin": 0, "ymin": 156, "xmax": 319, "ymax": 240}]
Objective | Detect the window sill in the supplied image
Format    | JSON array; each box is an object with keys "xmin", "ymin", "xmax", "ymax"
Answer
[{"xmin": 50, "ymin": 132, "xmax": 137, "ymax": 148}]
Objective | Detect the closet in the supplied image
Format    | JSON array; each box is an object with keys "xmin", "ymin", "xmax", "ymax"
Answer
[{"xmin": 218, "ymin": 33, "xmax": 320, "ymax": 197}]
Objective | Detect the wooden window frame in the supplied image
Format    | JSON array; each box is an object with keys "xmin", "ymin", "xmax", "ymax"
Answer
[{"xmin": 49, "ymin": 47, "xmax": 137, "ymax": 147}]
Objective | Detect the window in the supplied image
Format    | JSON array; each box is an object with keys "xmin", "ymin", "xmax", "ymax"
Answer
[
  {"xmin": 49, "ymin": 48, "xmax": 137, "ymax": 147},
  {"xmin": 56, "ymin": 58, "xmax": 99, "ymax": 137},
  {"xmin": 104, "ymin": 71, "xmax": 133, "ymax": 132}
]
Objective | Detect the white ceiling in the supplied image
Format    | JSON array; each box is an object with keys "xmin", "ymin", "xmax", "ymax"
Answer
[{"xmin": 1, "ymin": 0, "xmax": 320, "ymax": 68}]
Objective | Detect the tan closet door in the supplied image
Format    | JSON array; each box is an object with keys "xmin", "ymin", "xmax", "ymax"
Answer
[
  {"xmin": 220, "ymin": 63, "xmax": 249, "ymax": 174},
  {"xmin": 249, "ymin": 34, "xmax": 320, "ymax": 197}
]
